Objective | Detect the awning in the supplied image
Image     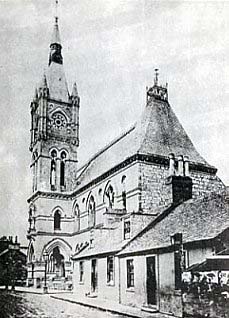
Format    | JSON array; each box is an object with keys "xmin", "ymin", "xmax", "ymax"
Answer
[{"xmin": 187, "ymin": 255, "xmax": 229, "ymax": 272}]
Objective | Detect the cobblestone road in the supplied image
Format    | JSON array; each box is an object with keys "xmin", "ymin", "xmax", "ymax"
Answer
[{"xmin": 0, "ymin": 291, "xmax": 126, "ymax": 318}]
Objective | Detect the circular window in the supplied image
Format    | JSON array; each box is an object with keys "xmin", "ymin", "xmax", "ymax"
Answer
[{"xmin": 52, "ymin": 112, "xmax": 67, "ymax": 130}]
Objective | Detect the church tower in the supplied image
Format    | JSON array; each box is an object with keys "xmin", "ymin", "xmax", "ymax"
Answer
[
  {"xmin": 27, "ymin": 8, "xmax": 79, "ymax": 286},
  {"xmin": 30, "ymin": 15, "xmax": 79, "ymax": 194}
]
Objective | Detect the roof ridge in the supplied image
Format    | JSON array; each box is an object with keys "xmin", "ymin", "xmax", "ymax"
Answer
[{"xmin": 77, "ymin": 123, "xmax": 136, "ymax": 174}]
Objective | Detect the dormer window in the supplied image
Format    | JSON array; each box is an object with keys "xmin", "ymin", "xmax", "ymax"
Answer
[{"xmin": 124, "ymin": 220, "xmax": 131, "ymax": 240}]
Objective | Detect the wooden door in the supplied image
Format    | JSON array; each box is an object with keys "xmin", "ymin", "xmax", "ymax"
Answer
[
  {"xmin": 91, "ymin": 259, "xmax": 98, "ymax": 292},
  {"xmin": 146, "ymin": 256, "xmax": 157, "ymax": 305}
]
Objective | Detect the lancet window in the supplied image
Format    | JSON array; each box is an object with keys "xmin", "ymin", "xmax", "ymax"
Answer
[
  {"xmin": 88, "ymin": 196, "xmax": 96, "ymax": 228},
  {"xmin": 50, "ymin": 149, "xmax": 57, "ymax": 190}
]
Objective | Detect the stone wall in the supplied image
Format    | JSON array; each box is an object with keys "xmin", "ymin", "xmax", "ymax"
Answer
[
  {"xmin": 139, "ymin": 162, "xmax": 172, "ymax": 213},
  {"xmin": 191, "ymin": 171, "xmax": 225, "ymax": 199},
  {"xmin": 139, "ymin": 161, "xmax": 225, "ymax": 214}
]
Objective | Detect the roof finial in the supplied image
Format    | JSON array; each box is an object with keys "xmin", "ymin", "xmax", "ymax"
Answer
[
  {"xmin": 55, "ymin": 0, "xmax": 59, "ymax": 24},
  {"xmin": 154, "ymin": 68, "xmax": 159, "ymax": 86}
]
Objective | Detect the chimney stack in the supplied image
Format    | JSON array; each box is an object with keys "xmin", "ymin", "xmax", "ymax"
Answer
[
  {"xmin": 178, "ymin": 155, "xmax": 184, "ymax": 176},
  {"xmin": 183, "ymin": 156, "xmax": 189, "ymax": 176},
  {"xmin": 169, "ymin": 153, "xmax": 175, "ymax": 176}
]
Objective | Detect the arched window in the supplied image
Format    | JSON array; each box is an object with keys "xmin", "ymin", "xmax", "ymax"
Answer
[
  {"xmin": 54, "ymin": 210, "xmax": 61, "ymax": 230},
  {"xmin": 60, "ymin": 151, "xmax": 66, "ymax": 188},
  {"xmin": 50, "ymin": 150, "xmax": 57, "ymax": 190},
  {"xmin": 74, "ymin": 203, "xmax": 80, "ymax": 232},
  {"xmin": 88, "ymin": 196, "xmax": 96, "ymax": 228},
  {"xmin": 105, "ymin": 184, "xmax": 115, "ymax": 209},
  {"xmin": 121, "ymin": 176, "xmax": 127, "ymax": 210}
]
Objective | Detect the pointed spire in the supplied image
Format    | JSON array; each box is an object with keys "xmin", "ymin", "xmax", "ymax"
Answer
[
  {"xmin": 72, "ymin": 82, "xmax": 78, "ymax": 97},
  {"xmin": 51, "ymin": 16, "xmax": 61, "ymax": 46},
  {"xmin": 51, "ymin": 0, "xmax": 61, "ymax": 46},
  {"xmin": 33, "ymin": 88, "xmax": 38, "ymax": 101},
  {"xmin": 42, "ymin": 73, "xmax": 47, "ymax": 88},
  {"xmin": 49, "ymin": 0, "xmax": 63, "ymax": 65}
]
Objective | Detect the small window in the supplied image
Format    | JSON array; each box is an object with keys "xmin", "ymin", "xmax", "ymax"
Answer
[
  {"xmin": 79, "ymin": 261, "xmax": 84, "ymax": 283},
  {"xmin": 107, "ymin": 256, "xmax": 114, "ymax": 285},
  {"xmin": 127, "ymin": 259, "xmax": 134, "ymax": 288},
  {"xmin": 124, "ymin": 220, "xmax": 131, "ymax": 240}
]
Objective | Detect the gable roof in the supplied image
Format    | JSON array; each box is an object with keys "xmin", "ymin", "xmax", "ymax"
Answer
[
  {"xmin": 118, "ymin": 190, "xmax": 229, "ymax": 256},
  {"xmin": 76, "ymin": 96, "xmax": 212, "ymax": 190}
]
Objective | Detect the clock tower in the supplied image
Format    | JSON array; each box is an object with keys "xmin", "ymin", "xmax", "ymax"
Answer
[{"xmin": 30, "ymin": 16, "xmax": 79, "ymax": 194}]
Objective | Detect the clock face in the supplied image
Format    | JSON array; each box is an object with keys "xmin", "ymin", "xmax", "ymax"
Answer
[{"xmin": 51, "ymin": 112, "xmax": 67, "ymax": 130}]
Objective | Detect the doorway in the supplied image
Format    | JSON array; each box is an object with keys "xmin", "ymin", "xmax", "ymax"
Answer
[
  {"xmin": 91, "ymin": 259, "xmax": 98, "ymax": 293},
  {"xmin": 146, "ymin": 256, "xmax": 157, "ymax": 306}
]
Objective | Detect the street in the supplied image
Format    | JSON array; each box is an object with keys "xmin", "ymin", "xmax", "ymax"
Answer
[{"xmin": 0, "ymin": 291, "xmax": 126, "ymax": 318}]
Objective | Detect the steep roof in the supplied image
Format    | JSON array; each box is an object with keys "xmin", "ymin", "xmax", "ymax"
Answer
[
  {"xmin": 76, "ymin": 95, "xmax": 212, "ymax": 189},
  {"xmin": 46, "ymin": 62, "xmax": 69, "ymax": 102},
  {"xmin": 118, "ymin": 190, "xmax": 229, "ymax": 255}
]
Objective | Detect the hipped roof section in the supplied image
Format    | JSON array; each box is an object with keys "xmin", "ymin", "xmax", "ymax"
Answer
[{"xmin": 76, "ymin": 97, "xmax": 213, "ymax": 190}]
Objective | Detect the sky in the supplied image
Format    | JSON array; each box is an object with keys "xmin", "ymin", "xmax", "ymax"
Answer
[{"xmin": 0, "ymin": 0, "xmax": 229, "ymax": 245}]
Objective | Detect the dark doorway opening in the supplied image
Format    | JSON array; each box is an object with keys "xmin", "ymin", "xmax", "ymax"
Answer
[
  {"xmin": 146, "ymin": 256, "xmax": 157, "ymax": 306},
  {"xmin": 91, "ymin": 259, "xmax": 98, "ymax": 293}
]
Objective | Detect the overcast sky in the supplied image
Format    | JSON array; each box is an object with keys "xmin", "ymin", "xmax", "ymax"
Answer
[{"xmin": 0, "ymin": 0, "xmax": 229, "ymax": 245}]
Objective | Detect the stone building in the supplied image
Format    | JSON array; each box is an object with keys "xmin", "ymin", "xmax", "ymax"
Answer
[{"xmin": 27, "ymin": 13, "xmax": 227, "ymax": 317}]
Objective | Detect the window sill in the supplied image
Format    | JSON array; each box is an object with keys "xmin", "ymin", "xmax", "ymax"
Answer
[
  {"xmin": 126, "ymin": 287, "xmax": 135, "ymax": 292},
  {"xmin": 79, "ymin": 281, "xmax": 84, "ymax": 285},
  {"xmin": 106, "ymin": 282, "xmax": 115, "ymax": 287}
]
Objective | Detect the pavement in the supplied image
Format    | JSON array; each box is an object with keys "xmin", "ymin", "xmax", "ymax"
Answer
[{"xmin": 4, "ymin": 286, "xmax": 175, "ymax": 318}]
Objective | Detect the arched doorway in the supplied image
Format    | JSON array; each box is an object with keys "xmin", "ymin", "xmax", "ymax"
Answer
[{"xmin": 48, "ymin": 246, "xmax": 65, "ymax": 277}]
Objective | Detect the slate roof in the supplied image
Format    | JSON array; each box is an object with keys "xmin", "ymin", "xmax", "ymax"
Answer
[
  {"xmin": 118, "ymin": 191, "xmax": 229, "ymax": 255},
  {"xmin": 72, "ymin": 226, "xmax": 123, "ymax": 260},
  {"xmin": 76, "ymin": 97, "xmax": 212, "ymax": 190},
  {"xmin": 47, "ymin": 62, "xmax": 69, "ymax": 103}
]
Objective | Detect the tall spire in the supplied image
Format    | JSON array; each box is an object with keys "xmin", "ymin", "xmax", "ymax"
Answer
[{"xmin": 49, "ymin": 0, "xmax": 63, "ymax": 65}]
